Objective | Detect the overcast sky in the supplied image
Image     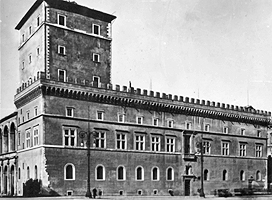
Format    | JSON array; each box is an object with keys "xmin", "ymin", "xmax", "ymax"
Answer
[{"xmin": 1, "ymin": 0, "xmax": 272, "ymax": 119}]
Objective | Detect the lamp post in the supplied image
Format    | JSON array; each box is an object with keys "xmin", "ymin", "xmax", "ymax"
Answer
[{"xmin": 79, "ymin": 130, "xmax": 97, "ymax": 198}]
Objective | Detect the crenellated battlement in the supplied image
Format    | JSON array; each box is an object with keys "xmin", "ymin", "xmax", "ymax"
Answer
[{"xmin": 16, "ymin": 74, "xmax": 271, "ymax": 118}]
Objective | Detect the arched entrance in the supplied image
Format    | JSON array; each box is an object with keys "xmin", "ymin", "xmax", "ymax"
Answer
[
  {"xmin": 10, "ymin": 123, "xmax": 16, "ymax": 152},
  {"xmin": 10, "ymin": 165, "xmax": 14, "ymax": 196}
]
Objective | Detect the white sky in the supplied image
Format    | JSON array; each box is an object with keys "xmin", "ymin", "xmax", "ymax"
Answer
[{"xmin": 1, "ymin": 0, "xmax": 272, "ymax": 119}]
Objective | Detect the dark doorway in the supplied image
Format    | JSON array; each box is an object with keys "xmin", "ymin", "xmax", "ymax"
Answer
[{"xmin": 184, "ymin": 179, "xmax": 190, "ymax": 196}]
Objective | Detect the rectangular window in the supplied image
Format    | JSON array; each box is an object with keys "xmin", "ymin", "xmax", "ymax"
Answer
[
  {"xmin": 186, "ymin": 122, "xmax": 192, "ymax": 130},
  {"xmin": 97, "ymin": 111, "xmax": 104, "ymax": 120},
  {"xmin": 22, "ymin": 61, "xmax": 25, "ymax": 70},
  {"xmin": 223, "ymin": 127, "xmax": 228, "ymax": 134},
  {"xmin": 26, "ymin": 110, "xmax": 30, "ymax": 120},
  {"xmin": 136, "ymin": 116, "xmax": 143, "ymax": 125},
  {"xmin": 37, "ymin": 16, "xmax": 40, "ymax": 27},
  {"xmin": 256, "ymin": 145, "xmax": 262, "ymax": 157},
  {"xmin": 204, "ymin": 124, "xmax": 210, "ymax": 132},
  {"xmin": 34, "ymin": 106, "xmax": 38, "ymax": 116},
  {"xmin": 95, "ymin": 132, "xmax": 106, "ymax": 148},
  {"xmin": 66, "ymin": 107, "xmax": 74, "ymax": 117},
  {"xmin": 29, "ymin": 26, "xmax": 32, "ymax": 35},
  {"xmin": 58, "ymin": 69, "xmax": 66, "ymax": 82},
  {"xmin": 93, "ymin": 53, "xmax": 100, "ymax": 62},
  {"xmin": 29, "ymin": 54, "xmax": 32, "ymax": 64},
  {"xmin": 93, "ymin": 24, "xmax": 100, "ymax": 35},
  {"xmin": 93, "ymin": 76, "xmax": 101, "ymax": 87},
  {"xmin": 36, "ymin": 47, "xmax": 40, "ymax": 56},
  {"xmin": 26, "ymin": 130, "xmax": 31, "ymax": 148},
  {"xmin": 116, "ymin": 132, "xmax": 126, "ymax": 150},
  {"xmin": 153, "ymin": 118, "xmax": 159, "ymax": 126},
  {"xmin": 166, "ymin": 137, "xmax": 175, "ymax": 153},
  {"xmin": 135, "ymin": 134, "xmax": 145, "ymax": 150},
  {"xmin": 22, "ymin": 34, "xmax": 25, "ymax": 42},
  {"xmin": 18, "ymin": 132, "xmax": 21, "ymax": 146},
  {"xmin": 222, "ymin": 142, "xmax": 229, "ymax": 156},
  {"xmin": 58, "ymin": 14, "xmax": 66, "ymax": 26},
  {"xmin": 58, "ymin": 45, "xmax": 66, "ymax": 55},
  {"xmin": 240, "ymin": 129, "xmax": 245, "ymax": 136},
  {"xmin": 63, "ymin": 128, "xmax": 77, "ymax": 147},
  {"xmin": 118, "ymin": 113, "xmax": 125, "ymax": 123},
  {"xmin": 257, "ymin": 130, "xmax": 261, "ymax": 137},
  {"xmin": 167, "ymin": 120, "xmax": 174, "ymax": 128},
  {"xmin": 203, "ymin": 141, "xmax": 211, "ymax": 155},
  {"xmin": 239, "ymin": 143, "xmax": 246, "ymax": 157},
  {"xmin": 151, "ymin": 135, "xmax": 160, "ymax": 151},
  {"xmin": 33, "ymin": 128, "xmax": 39, "ymax": 146}
]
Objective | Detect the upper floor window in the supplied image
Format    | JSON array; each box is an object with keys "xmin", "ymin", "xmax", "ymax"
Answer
[
  {"xmin": 29, "ymin": 54, "xmax": 32, "ymax": 64},
  {"xmin": 26, "ymin": 130, "xmax": 31, "ymax": 148},
  {"xmin": 18, "ymin": 132, "xmax": 21, "ymax": 146},
  {"xmin": 165, "ymin": 137, "xmax": 175, "ymax": 153},
  {"xmin": 222, "ymin": 169, "xmax": 228, "ymax": 181},
  {"xmin": 37, "ymin": 16, "xmax": 40, "ymax": 27},
  {"xmin": 58, "ymin": 45, "xmax": 66, "ymax": 55},
  {"xmin": 203, "ymin": 141, "xmax": 211, "ymax": 155},
  {"xmin": 63, "ymin": 127, "xmax": 77, "ymax": 147},
  {"xmin": 36, "ymin": 47, "xmax": 40, "ymax": 56},
  {"xmin": 167, "ymin": 120, "xmax": 174, "ymax": 128},
  {"xmin": 151, "ymin": 167, "xmax": 159, "ymax": 181},
  {"xmin": 66, "ymin": 107, "xmax": 74, "ymax": 117},
  {"xmin": 96, "ymin": 110, "xmax": 104, "ymax": 121},
  {"xmin": 33, "ymin": 127, "xmax": 39, "ymax": 146},
  {"xmin": 34, "ymin": 106, "xmax": 38, "ymax": 116},
  {"xmin": 118, "ymin": 113, "xmax": 125, "ymax": 123},
  {"xmin": 257, "ymin": 130, "xmax": 261, "ymax": 137},
  {"xmin": 58, "ymin": 69, "xmax": 66, "ymax": 82},
  {"xmin": 136, "ymin": 116, "xmax": 143, "ymax": 125},
  {"xmin": 240, "ymin": 128, "xmax": 245, "ymax": 136},
  {"xmin": 153, "ymin": 118, "xmax": 159, "ymax": 126},
  {"xmin": 93, "ymin": 24, "xmax": 100, "ymax": 35},
  {"xmin": 255, "ymin": 144, "xmax": 262, "ymax": 157},
  {"xmin": 221, "ymin": 141, "xmax": 229, "ymax": 156},
  {"xmin": 223, "ymin": 126, "xmax": 228, "ymax": 134},
  {"xmin": 116, "ymin": 132, "xmax": 126, "ymax": 150},
  {"xmin": 239, "ymin": 143, "xmax": 246, "ymax": 157},
  {"xmin": 29, "ymin": 26, "xmax": 32, "ymax": 35},
  {"xmin": 151, "ymin": 135, "xmax": 160, "ymax": 152},
  {"xmin": 93, "ymin": 76, "xmax": 101, "ymax": 87},
  {"xmin": 95, "ymin": 132, "xmax": 106, "ymax": 148},
  {"xmin": 26, "ymin": 110, "xmax": 30, "ymax": 120},
  {"xmin": 93, "ymin": 53, "xmax": 100, "ymax": 62},
  {"xmin": 204, "ymin": 124, "xmax": 210, "ymax": 132},
  {"xmin": 64, "ymin": 163, "xmax": 75, "ymax": 180},
  {"xmin": 186, "ymin": 122, "xmax": 192, "ymax": 130},
  {"xmin": 22, "ymin": 34, "xmax": 25, "ymax": 42},
  {"xmin": 22, "ymin": 61, "xmax": 25, "ymax": 70},
  {"xmin": 58, "ymin": 14, "xmax": 66, "ymax": 26},
  {"xmin": 135, "ymin": 134, "xmax": 145, "ymax": 150}
]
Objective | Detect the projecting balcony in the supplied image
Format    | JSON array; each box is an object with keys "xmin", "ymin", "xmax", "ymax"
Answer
[{"xmin": 183, "ymin": 153, "xmax": 197, "ymax": 161}]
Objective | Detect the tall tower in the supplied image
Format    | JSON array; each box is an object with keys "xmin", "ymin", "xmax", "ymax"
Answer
[{"xmin": 15, "ymin": 0, "xmax": 116, "ymax": 86}]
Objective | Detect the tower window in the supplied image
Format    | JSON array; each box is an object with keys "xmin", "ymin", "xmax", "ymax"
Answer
[
  {"xmin": 29, "ymin": 54, "xmax": 32, "ymax": 64},
  {"xmin": 97, "ymin": 111, "xmax": 104, "ymax": 121},
  {"xmin": 58, "ymin": 45, "xmax": 66, "ymax": 55},
  {"xmin": 29, "ymin": 26, "xmax": 32, "ymax": 35},
  {"xmin": 37, "ymin": 16, "xmax": 40, "ymax": 27},
  {"xmin": 22, "ymin": 34, "xmax": 25, "ymax": 42},
  {"xmin": 22, "ymin": 61, "xmax": 25, "ymax": 70},
  {"xmin": 93, "ymin": 24, "xmax": 100, "ymax": 35},
  {"xmin": 93, "ymin": 53, "xmax": 100, "ymax": 62},
  {"xmin": 58, "ymin": 14, "xmax": 66, "ymax": 26},
  {"xmin": 58, "ymin": 69, "xmax": 66, "ymax": 82},
  {"xmin": 66, "ymin": 107, "xmax": 74, "ymax": 117}
]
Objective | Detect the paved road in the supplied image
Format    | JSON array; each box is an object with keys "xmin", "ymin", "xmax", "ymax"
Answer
[{"xmin": 0, "ymin": 195, "xmax": 272, "ymax": 200}]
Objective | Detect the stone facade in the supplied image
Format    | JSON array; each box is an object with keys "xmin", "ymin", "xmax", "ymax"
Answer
[{"xmin": 0, "ymin": 0, "xmax": 271, "ymax": 197}]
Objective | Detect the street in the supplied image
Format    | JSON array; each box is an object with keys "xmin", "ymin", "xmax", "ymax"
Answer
[{"xmin": 0, "ymin": 195, "xmax": 272, "ymax": 200}]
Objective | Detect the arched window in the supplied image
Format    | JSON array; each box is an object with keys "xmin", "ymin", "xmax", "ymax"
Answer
[
  {"xmin": 27, "ymin": 166, "xmax": 30, "ymax": 179},
  {"xmin": 34, "ymin": 165, "xmax": 38, "ymax": 179},
  {"xmin": 204, "ymin": 169, "xmax": 209, "ymax": 181},
  {"xmin": 64, "ymin": 163, "xmax": 75, "ymax": 180},
  {"xmin": 256, "ymin": 170, "xmax": 261, "ymax": 181},
  {"xmin": 240, "ymin": 170, "xmax": 245, "ymax": 181},
  {"xmin": 223, "ymin": 170, "xmax": 228, "ymax": 181},
  {"xmin": 96, "ymin": 165, "xmax": 105, "ymax": 180},
  {"xmin": 135, "ymin": 166, "xmax": 144, "ymax": 181},
  {"xmin": 117, "ymin": 166, "xmax": 125, "ymax": 181},
  {"xmin": 166, "ymin": 167, "xmax": 174, "ymax": 181},
  {"xmin": 152, "ymin": 167, "xmax": 159, "ymax": 181}
]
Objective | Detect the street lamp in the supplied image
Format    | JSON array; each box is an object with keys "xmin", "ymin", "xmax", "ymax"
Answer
[{"xmin": 79, "ymin": 130, "xmax": 98, "ymax": 198}]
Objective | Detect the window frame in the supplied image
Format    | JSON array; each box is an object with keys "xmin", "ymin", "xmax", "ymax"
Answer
[
  {"xmin": 240, "ymin": 170, "xmax": 245, "ymax": 181},
  {"xmin": 203, "ymin": 141, "xmax": 211, "ymax": 155},
  {"xmin": 58, "ymin": 45, "xmax": 66, "ymax": 55},
  {"xmin": 239, "ymin": 143, "xmax": 246, "ymax": 157},
  {"xmin": 186, "ymin": 122, "xmax": 192, "ymax": 130},
  {"xmin": 223, "ymin": 126, "xmax": 229, "ymax": 134},
  {"xmin": 116, "ymin": 132, "xmax": 126, "ymax": 150},
  {"xmin": 255, "ymin": 144, "xmax": 263, "ymax": 157},
  {"xmin": 135, "ymin": 166, "xmax": 144, "ymax": 181},
  {"xmin": 222, "ymin": 169, "xmax": 228, "ymax": 181},
  {"xmin": 58, "ymin": 69, "xmax": 66, "ymax": 82},
  {"xmin": 167, "ymin": 119, "xmax": 174, "ymax": 128},
  {"xmin": 117, "ymin": 113, "xmax": 125, "ymax": 123},
  {"xmin": 153, "ymin": 118, "xmax": 159, "ymax": 126},
  {"xmin": 95, "ymin": 131, "xmax": 106, "ymax": 148},
  {"xmin": 37, "ymin": 16, "xmax": 40, "ymax": 27},
  {"xmin": 150, "ymin": 135, "xmax": 161, "ymax": 152},
  {"xmin": 63, "ymin": 127, "xmax": 77, "ymax": 147},
  {"xmin": 117, "ymin": 165, "xmax": 126, "ymax": 181},
  {"xmin": 204, "ymin": 124, "xmax": 210, "ymax": 132},
  {"xmin": 29, "ymin": 54, "xmax": 32, "ymax": 64},
  {"xmin": 57, "ymin": 14, "xmax": 66, "ymax": 26},
  {"xmin": 92, "ymin": 24, "xmax": 101, "ymax": 35},
  {"xmin": 166, "ymin": 167, "xmax": 174, "ymax": 181},
  {"xmin": 240, "ymin": 128, "xmax": 245, "ymax": 136},
  {"xmin": 66, "ymin": 107, "xmax": 74, "ymax": 117},
  {"xmin": 136, "ymin": 116, "xmax": 143, "ymax": 125},
  {"xmin": 221, "ymin": 141, "xmax": 229, "ymax": 156},
  {"xmin": 165, "ymin": 136, "xmax": 175, "ymax": 153},
  {"xmin": 135, "ymin": 134, "xmax": 145, "ymax": 151},
  {"xmin": 151, "ymin": 166, "xmax": 160, "ymax": 181},
  {"xmin": 93, "ymin": 53, "xmax": 100, "ymax": 62},
  {"xmin": 26, "ymin": 130, "xmax": 31, "ymax": 148},
  {"xmin": 96, "ymin": 110, "xmax": 104, "ymax": 121},
  {"xmin": 204, "ymin": 169, "xmax": 209, "ymax": 181},
  {"xmin": 33, "ymin": 127, "xmax": 39, "ymax": 146},
  {"xmin": 64, "ymin": 163, "xmax": 75, "ymax": 180},
  {"xmin": 95, "ymin": 165, "xmax": 105, "ymax": 181}
]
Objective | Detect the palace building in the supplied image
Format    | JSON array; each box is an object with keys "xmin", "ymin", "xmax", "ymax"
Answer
[{"xmin": 0, "ymin": 0, "xmax": 271, "ymax": 197}]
